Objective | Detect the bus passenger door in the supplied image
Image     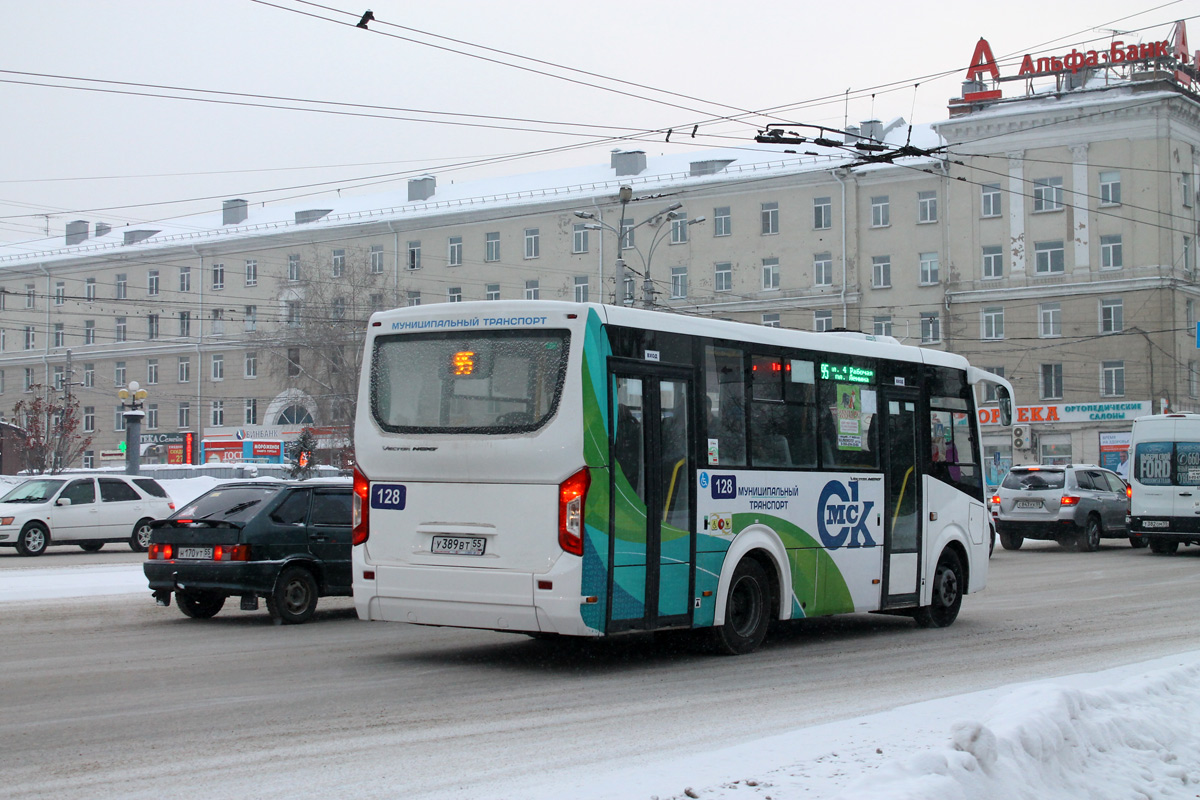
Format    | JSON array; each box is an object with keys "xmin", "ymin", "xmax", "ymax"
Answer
[
  {"xmin": 881, "ymin": 388, "xmax": 921, "ymax": 606},
  {"xmin": 608, "ymin": 368, "xmax": 694, "ymax": 632}
]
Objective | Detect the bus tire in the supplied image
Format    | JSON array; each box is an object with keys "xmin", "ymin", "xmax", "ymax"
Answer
[
  {"xmin": 712, "ymin": 558, "xmax": 771, "ymax": 655},
  {"xmin": 998, "ymin": 530, "xmax": 1023, "ymax": 550},
  {"xmin": 1149, "ymin": 537, "xmax": 1179, "ymax": 555},
  {"xmin": 1129, "ymin": 536, "xmax": 1149, "ymax": 549},
  {"xmin": 914, "ymin": 549, "xmax": 963, "ymax": 629}
]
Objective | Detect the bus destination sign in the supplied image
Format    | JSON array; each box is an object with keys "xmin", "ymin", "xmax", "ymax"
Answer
[{"xmin": 820, "ymin": 363, "xmax": 874, "ymax": 384}]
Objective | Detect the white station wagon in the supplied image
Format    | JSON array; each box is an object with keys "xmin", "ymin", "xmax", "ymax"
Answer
[{"xmin": 0, "ymin": 475, "xmax": 176, "ymax": 556}]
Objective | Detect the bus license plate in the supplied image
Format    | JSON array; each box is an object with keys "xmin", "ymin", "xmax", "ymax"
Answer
[
  {"xmin": 178, "ymin": 547, "xmax": 212, "ymax": 560},
  {"xmin": 1016, "ymin": 500, "xmax": 1041, "ymax": 509},
  {"xmin": 431, "ymin": 536, "xmax": 485, "ymax": 556}
]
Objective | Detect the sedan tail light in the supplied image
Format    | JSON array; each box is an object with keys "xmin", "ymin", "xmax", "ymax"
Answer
[
  {"xmin": 214, "ymin": 544, "xmax": 250, "ymax": 561},
  {"xmin": 148, "ymin": 543, "xmax": 173, "ymax": 560},
  {"xmin": 1060, "ymin": 495, "xmax": 1081, "ymax": 506}
]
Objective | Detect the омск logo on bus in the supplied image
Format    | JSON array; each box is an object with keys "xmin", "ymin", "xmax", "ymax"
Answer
[{"xmin": 817, "ymin": 480, "xmax": 876, "ymax": 549}]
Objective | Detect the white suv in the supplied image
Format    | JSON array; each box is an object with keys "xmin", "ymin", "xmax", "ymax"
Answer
[{"xmin": 0, "ymin": 475, "xmax": 176, "ymax": 556}]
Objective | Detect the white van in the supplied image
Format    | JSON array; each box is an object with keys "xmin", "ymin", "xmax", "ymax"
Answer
[{"xmin": 1127, "ymin": 413, "xmax": 1200, "ymax": 554}]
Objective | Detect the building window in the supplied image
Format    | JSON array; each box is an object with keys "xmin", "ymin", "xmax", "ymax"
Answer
[
  {"xmin": 146, "ymin": 404, "xmax": 159, "ymax": 430},
  {"xmin": 918, "ymin": 191, "xmax": 938, "ymax": 223},
  {"xmin": 245, "ymin": 351, "xmax": 257, "ymax": 378},
  {"xmin": 212, "ymin": 263, "xmax": 224, "ymax": 290},
  {"xmin": 1100, "ymin": 298, "xmax": 1123, "ymax": 334},
  {"xmin": 761, "ymin": 202, "xmax": 779, "ymax": 235},
  {"xmin": 286, "ymin": 301, "xmax": 301, "ymax": 327},
  {"xmin": 871, "ymin": 196, "xmax": 890, "ymax": 227},
  {"xmin": 1039, "ymin": 302, "xmax": 1062, "ymax": 337},
  {"xmin": 86, "ymin": 277, "xmax": 96, "ymax": 302},
  {"xmin": 762, "ymin": 313, "xmax": 781, "ymax": 328},
  {"xmin": 211, "ymin": 354, "xmax": 224, "ymax": 381},
  {"xmin": 814, "ymin": 309, "xmax": 832, "ymax": 332},
  {"xmin": 814, "ymin": 197, "xmax": 832, "ymax": 230},
  {"xmin": 670, "ymin": 267, "xmax": 687, "ymax": 299},
  {"xmin": 178, "ymin": 311, "xmax": 191, "ymax": 337},
  {"xmin": 115, "ymin": 275, "xmax": 126, "ymax": 300},
  {"xmin": 332, "ymin": 296, "xmax": 346, "ymax": 320},
  {"xmin": 982, "ymin": 245, "xmax": 1004, "ymax": 279},
  {"xmin": 287, "ymin": 347, "xmax": 301, "ymax": 377},
  {"xmin": 84, "ymin": 364, "xmax": 94, "ymax": 388},
  {"xmin": 1101, "ymin": 361, "xmax": 1125, "ymax": 397},
  {"xmin": 244, "ymin": 398, "xmax": 258, "ymax": 426},
  {"xmin": 146, "ymin": 359, "xmax": 158, "ymax": 385},
  {"xmin": 447, "ymin": 237, "xmax": 463, "ymax": 267},
  {"xmin": 715, "ymin": 262, "xmax": 732, "ymax": 292},
  {"xmin": 211, "ymin": 400, "xmax": 224, "ymax": 427},
  {"xmin": 406, "ymin": 290, "xmax": 421, "ymax": 307},
  {"xmin": 54, "ymin": 282, "xmax": 65, "ymax": 305},
  {"xmin": 919, "ymin": 252, "xmax": 940, "ymax": 285},
  {"xmin": 244, "ymin": 305, "xmax": 257, "ymax": 332},
  {"xmin": 485, "ymin": 232, "xmax": 500, "ymax": 262},
  {"xmin": 116, "ymin": 406, "xmax": 126, "ymax": 432},
  {"xmin": 873, "ymin": 316, "xmax": 893, "ymax": 336},
  {"xmin": 370, "ymin": 245, "xmax": 384, "ymax": 274},
  {"xmin": 1185, "ymin": 171, "xmax": 1194, "ymax": 208},
  {"xmin": 178, "ymin": 403, "xmax": 190, "ymax": 429},
  {"xmin": 53, "ymin": 365, "xmax": 64, "ymax": 391},
  {"xmin": 179, "ymin": 266, "xmax": 191, "ymax": 292},
  {"xmin": 448, "ymin": 287, "xmax": 462, "ymax": 303},
  {"xmin": 872, "ymin": 255, "xmax": 891, "ymax": 288},
  {"xmin": 147, "ymin": 314, "xmax": 159, "ymax": 340},
  {"xmin": 407, "ymin": 241, "xmax": 422, "ymax": 270},
  {"xmin": 53, "ymin": 323, "xmax": 64, "ymax": 348},
  {"xmin": 331, "ymin": 249, "xmax": 345, "ymax": 277},
  {"xmin": 146, "ymin": 270, "xmax": 159, "ymax": 297},
  {"xmin": 982, "ymin": 366, "xmax": 1006, "ymax": 403},
  {"xmin": 813, "ymin": 253, "xmax": 832, "ymax": 286},
  {"xmin": 25, "ymin": 367, "xmax": 34, "ymax": 392},
  {"xmin": 1033, "ymin": 177, "xmax": 1064, "ymax": 212},
  {"xmin": 178, "ymin": 357, "xmax": 190, "ymax": 383},
  {"xmin": 525, "ymin": 279, "xmax": 540, "ymax": 300},
  {"xmin": 486, "ymin": 283, "xmax": 500, "ymax": 301},
  {"xmin": 1100, "ymin": 234, "xmax": 1123, "ymax": 269},
  {"xmin": 83, "ymin": 406, "xmax": 95, "ymax": 433},
  {"xmin": 1034, "ymin": 241, "xmax": 1065, "ymax": 274},
  {"xmin": 211, "ymin": 309, "xmax": 224, "ymax": 336},
  {"xmin": 762, "ymin": 258, "xmax": 780, "ymax": 290},
  {"xmin": 920, "ymin": 312, "xmax": 941, "ymax": 344},
  {"xmin": 1187, "ymin": 236, "xmax": 1194, "ymax": 273},
  {"xmin": 572, "ymin": 224, "xmax": 589, "ymax": 254},
  {"xmin": 670, "ymin": 214, "xmax": 689, "ymax": 244},
  {"xmin": 84, "ymin": 320, "xmax": 95, "ymax": 345},
  {"xmin": 983, "ymin": 307, "xmax": 1005, "ymax": 340},
  {"xmin": 23, "ymin": 325, "xmax": 35, "ymax": 350},
  {"xmin": 1192, "ymin": 362, "xmax": 1200, "ymax": 399},
  {"xmin": 114, "ymin": 361, "xmax": 126, "ymax": 387},
  {"xmin": 524, "ymin": 228, "xmax": 540, "ymax": 259},
  {"xmin": 714, "ymin": 207, "xmax": 731, "ymax": 236},
  {"xmin": 574, "ymin": 276, "xmax": 589, "ymax": 303},
  {"xmin": 245, "ymin": 259, "xmax": 258, "ymax": 286},
  {"xmin": 1099, "ymin": 171, "xmax": 1121, "ymax": 205},
  {"xmin": 115, "ymin": 318, "xmax": 127, "ymax": 343},
  {"xmin": 288, "ymin": 254, "xmax": 301, "ymax": 282}
]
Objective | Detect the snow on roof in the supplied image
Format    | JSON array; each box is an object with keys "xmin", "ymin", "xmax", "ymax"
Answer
[{"xmin": 0, "ymin": 122, "xmax": 942, "ymax": 268}]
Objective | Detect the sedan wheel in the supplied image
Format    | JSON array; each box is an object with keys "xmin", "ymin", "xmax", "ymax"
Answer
[
  {"xmin": 1077, "ymin": 517, "xmax": 1102, "ymax": 552},
  {"xmin": 16, "ymin": 524, "xmax": 49, "ymax": 557},
  {"xmin": 129, "ymin": 519, "xmax": 154, "ymax": 553},
  {"xmin": 266, "ymin": 566, "xmax": 319, "ymax": 625},
  {"xmin": 175, "ymin": 590, "xmax": 226, "ymax": 619},
  {"xmin": 78, "ymin": 542, "xmax": 104, "ymax": 552}
]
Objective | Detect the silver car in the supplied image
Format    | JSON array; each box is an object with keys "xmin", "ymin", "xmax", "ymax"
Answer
[{"xmin": 992, "ymin": 465, "xmax": 1130, "ymax": 552}]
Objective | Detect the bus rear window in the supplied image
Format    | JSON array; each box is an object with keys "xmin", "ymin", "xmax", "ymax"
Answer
[{"xmin": 371, "ymin": 330, "xmax": 570, "ymax": 433}]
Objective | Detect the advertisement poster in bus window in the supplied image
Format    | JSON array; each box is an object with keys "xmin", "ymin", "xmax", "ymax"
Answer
[{"xmin": 835, "ymin": 383, "xmax": 862, "ymax": 450}]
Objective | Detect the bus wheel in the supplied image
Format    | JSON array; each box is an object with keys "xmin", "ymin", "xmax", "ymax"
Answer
[
  {"xmin": 914, "ymin": 550, "xmax": 963, "ymax": 629},
  {"xmin": 1149, "ymin": 537, "xmax": 1179, "ymax": 555},
  {"xmin": 712, "ymin": 558, "xmax": 771, "ymax": 655}
]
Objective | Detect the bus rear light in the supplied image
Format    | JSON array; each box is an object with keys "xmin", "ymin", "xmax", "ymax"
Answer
[
  {"xmin": 558, "ymin": 467, "xmax": 591, "ymax": 556},
  {"xmin": 1060, "ymin": 495, "xmax": 1080, "ymax": 506},
  {"xmin": 352, "ymin": 466, "xmax": 370, "ymax": 546},
  {"xmin": 1126, "ymin": 485, "xmax": 1132, "ymax": 500}
]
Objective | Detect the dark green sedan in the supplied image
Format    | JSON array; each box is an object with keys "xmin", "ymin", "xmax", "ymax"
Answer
[{"xmin": 144, "ymin": 481, "xmax": 352, "ymax": 624}]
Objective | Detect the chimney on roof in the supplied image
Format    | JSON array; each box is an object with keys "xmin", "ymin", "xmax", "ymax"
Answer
[
  {"xmin": 860, "ymin": 119, "xmax": 883, "ymax": 143},
  {"xmin": 222, "ymin": 198, "xmax": 248, "ymax": 226},
  {"xmin": 408, "ymin": 176, "xmax": 436, "ymax": 202},
  {"xmin": 843, "ymin": 125, "xmax": 861, "ymax": 144},
  {"xmin": 123, "ymin": 229, "xmax": 160, "ymax": 245},
  {"xmin": 295, "ymin": 209, "xmax": 332, "ymax": 225},
  {"xmin": 94, "ymin": 222, "xmax": 111, "ymax": 238},
  {"xmin": 65, "ymin": 220, "xmax": 89, "ymax": 245},
  {"xmin": 689, "ymin": 159, "xmax": 735, "ymax": 177},
  {"xmin": 611, "ymin": 150, "xmax": 647, "ymax": 177}
]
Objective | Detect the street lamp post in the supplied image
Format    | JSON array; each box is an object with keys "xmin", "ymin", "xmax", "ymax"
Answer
[
  {"xmin": 575, "ymin": 190, "xmax": 704, "ymax": 308},
  {"xmin": 118, "ymin": 380, "xmax": 147, "ymax": 476}
]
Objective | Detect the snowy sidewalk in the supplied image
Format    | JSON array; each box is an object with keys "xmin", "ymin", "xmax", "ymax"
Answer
[{"xmin": 0, "ymin": 564, "xmax": 147, "ymax": 602}]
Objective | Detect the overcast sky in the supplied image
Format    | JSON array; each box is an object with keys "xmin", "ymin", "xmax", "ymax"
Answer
[{"xmin": 0, "ymin": 0, "xmax": 1189, "ymax": 248}]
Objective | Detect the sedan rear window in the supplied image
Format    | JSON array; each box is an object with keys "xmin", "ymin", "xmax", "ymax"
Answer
[
  {"xmin": 174, "ymin": 486, "xmax": 279, "ymax": 522},
  {"xmin": 1002, "ymin": 470, "xmax": 1065, "ymax": 490},
  {"xmin": 133, "ymin": 478, "xmax": 169, "ymax": 498}
]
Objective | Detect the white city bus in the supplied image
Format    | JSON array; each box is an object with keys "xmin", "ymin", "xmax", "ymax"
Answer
[{"xmin": 352, "ymin": 301, "xmax": 1013, "ymax": 654}]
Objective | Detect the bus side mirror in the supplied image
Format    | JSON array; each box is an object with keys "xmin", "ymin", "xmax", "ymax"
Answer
[{"xmin": 997, "ymin": 386, "xmax": 1013, "ymax": 427}]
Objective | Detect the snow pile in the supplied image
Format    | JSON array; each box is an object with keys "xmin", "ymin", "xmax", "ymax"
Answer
[{"xmin": 838, "ymin": 665, "xmax": 1200, "ymax": 799}]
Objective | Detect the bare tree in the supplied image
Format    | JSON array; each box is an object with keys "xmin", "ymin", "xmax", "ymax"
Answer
[
  {"xmin": 10, "ymin": 383, "xmax": 93, "ymax": 474},
  {"xmin": 253, "ymin": 245, "xmax": 389, "ymax": 465}
]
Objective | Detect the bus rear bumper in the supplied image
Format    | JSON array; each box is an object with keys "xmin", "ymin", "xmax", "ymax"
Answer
[{"xmin": 353, "ymin": 554, "xmax": 599, "ymax": 637}]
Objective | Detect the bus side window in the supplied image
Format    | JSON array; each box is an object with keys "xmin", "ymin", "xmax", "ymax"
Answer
[{"xmin": 704, "ymin": 345, "xmax": 746, "ymax": 466}]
